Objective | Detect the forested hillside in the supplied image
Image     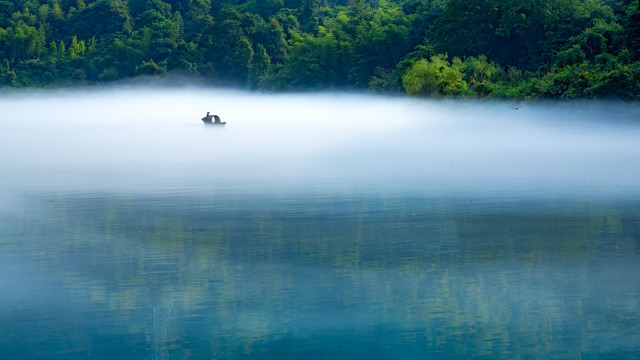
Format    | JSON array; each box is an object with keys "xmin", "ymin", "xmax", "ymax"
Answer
[{"xmin": 1, "ymin": 0, "xmax": 639, "ymax": 99}]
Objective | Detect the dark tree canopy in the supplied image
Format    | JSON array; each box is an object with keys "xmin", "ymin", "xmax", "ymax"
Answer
[{"xmin": 0, "ymin": 0, "xmax": 639, "ymax": 99}]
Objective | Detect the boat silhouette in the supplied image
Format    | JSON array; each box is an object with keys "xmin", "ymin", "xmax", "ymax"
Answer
[{"xmin": 202, "ymin": 112, "xmax": 225, "ymax": 125}]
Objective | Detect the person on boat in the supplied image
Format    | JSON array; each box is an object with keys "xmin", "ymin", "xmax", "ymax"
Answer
[{"xmin": 202, "ymin": 112, "xmax": 213, "ymax": 123}]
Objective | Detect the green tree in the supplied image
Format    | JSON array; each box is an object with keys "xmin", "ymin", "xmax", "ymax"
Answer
[
  {"xmin": 71, "ymin": 0, "xmax": 132, "ymax": 39},
  {"xmin": 463, "ymin": 55, "xmax": 504, "ymax": 95},
  {"xmin": 137, "ymin": 58, "xmax": 165, "ymax": 74},
  {"xmin": 183, "ymin": 0, "xmax": 212, "ymax": 38},
  {"xmin": 426, "ymin": 0, "xmax": 617, "ymax": 69},
  {"xmin": 402, "ymin": 54, "xmax": 469, "ymax": 96},
  {"xmin": 165, "ymin": 41, "xmax": 201, "ymax": 73},
  {"xmin": 0, "ymin": 21, "xmax": 46, "ymax": 63},
  {"xmin": 236, "ymin": 0, "xmax": 285, "ymax": 19},
  {"xmin": 426, "ymin": 0, "xmax": 533, "ymax": 67},
  {"xmin": 349, "ymin": 5, "xmax": 411, "ymax": 86},
  {"xmin": 275, "ymin": 27, "xmax": 340, "ymax": 88},
  {"xmin": 0, "ymin": 1, "xmax": 16, "ymax": 26},
  {"xmin": 249, "ymin": 43, "xmax": 270, "ymax": 87},
  {"xmin": 0, "ymin": 57, "xmax": 17, "ymax": 84},
  {"xmin": 231, "ymin": 36, "xmax": 254, "ymax": 84},
  {"xmin": 272, "ymin": 8, "xmax": 301, "ymax": 39},
  {"xmin": 262, "ymin": 18, "xmax": 287, "ymax": 63},
  {"xmin": 68, "ymin": 35, "xmax": 86, "ymax": 58},
  {"xmin": 624, "ymin": 0, "xmax": 640, "ymax": 57}
]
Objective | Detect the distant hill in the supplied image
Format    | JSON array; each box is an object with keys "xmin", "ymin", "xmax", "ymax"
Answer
[{"xmin": 1, "ymin": 0, "xmax": 639, "ymax": 99}]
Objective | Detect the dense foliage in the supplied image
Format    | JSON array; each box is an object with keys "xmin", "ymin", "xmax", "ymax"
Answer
[{"xmin": 1, "ymin": 0, "xmax": 639, "ymax": 99}]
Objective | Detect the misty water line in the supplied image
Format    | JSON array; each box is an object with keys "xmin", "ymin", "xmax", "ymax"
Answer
[{"xmin": 1, "ymin": 87, "xmax": 639, "ymax": 199}]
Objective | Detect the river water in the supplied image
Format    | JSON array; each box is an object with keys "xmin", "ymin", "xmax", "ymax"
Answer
[{"xmin": 1, "ymin": 88, "xmax": 639, "ymax": 359}]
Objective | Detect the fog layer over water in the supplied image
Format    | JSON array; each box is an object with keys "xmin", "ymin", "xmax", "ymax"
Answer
[
  {"xmin": 2, "ymin": 88, "xmax": 640, "ymax": 359},
  {"xmin": 2, "ymin": 88, "xmax": 639, "ymax": 197}
]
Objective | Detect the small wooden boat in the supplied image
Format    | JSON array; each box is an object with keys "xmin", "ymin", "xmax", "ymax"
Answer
[{"xmin": 202, "ymin": 112, "xmax": 226, "ymax": 125}]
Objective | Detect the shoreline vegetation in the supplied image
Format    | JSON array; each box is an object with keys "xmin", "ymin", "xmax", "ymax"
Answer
[{"xmin": 1, "ymin": 0, "xmax": 639, "ymax": 100}]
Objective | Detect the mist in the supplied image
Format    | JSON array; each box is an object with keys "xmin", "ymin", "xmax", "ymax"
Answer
[
  {"xmin": 3, "ymin": 87, "xmax": 640, "ymax": 359},
  {"xmin": 2, "ymin": 87, "xmax": 640, "ymax": 198}
]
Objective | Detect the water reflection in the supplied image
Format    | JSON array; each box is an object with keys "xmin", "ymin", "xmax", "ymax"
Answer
[{"xmin": 1, "ymin": 193, "xmax": 639, "ymax": 359}]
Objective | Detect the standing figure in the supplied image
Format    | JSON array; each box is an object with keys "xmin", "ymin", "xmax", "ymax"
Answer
[{"xmin": 202, "ymin": 112, "xmax": 213, "ymax": 123}]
